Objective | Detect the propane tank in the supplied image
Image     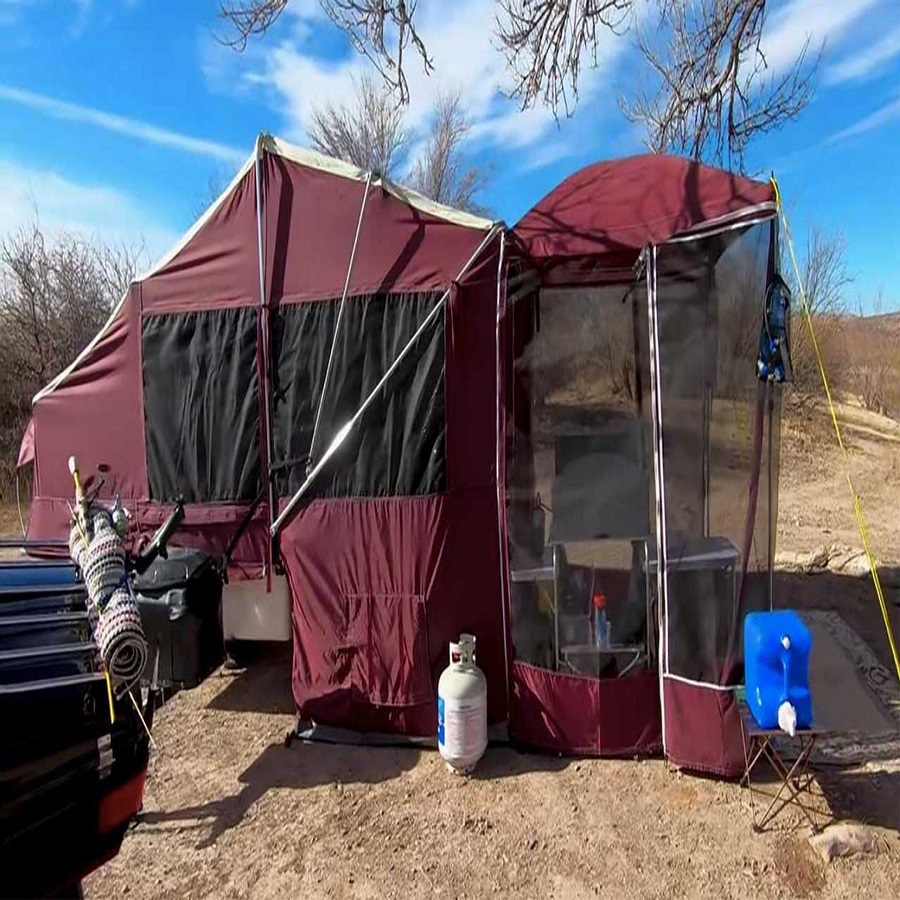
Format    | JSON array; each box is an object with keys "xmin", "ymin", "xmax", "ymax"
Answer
[{"xmin": 437, "ymin": 633, "xmax": 487, "ymax": 774}]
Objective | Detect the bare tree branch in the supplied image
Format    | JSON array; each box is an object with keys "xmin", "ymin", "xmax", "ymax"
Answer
[
  {"xmin": 220, "ymin": 0, "xmax": 431, "ymax": 105},
  {"xmin": 219, "ymin": 0, "xmax": 290, "ymax": 50},
  {"xmin": 496, "ymin": 0, "xmax": 633, "ymax": 117},
  {"xmin": 622, "ymin": 0, "xmax": 819, "ymax": 166},
  {"xmin": 788, "ymin": 226, "xmax": 852, "ymax": 397},
  {"xmin": 407, "ymin": 92, "xmax": 488, "ymax": 212},
  {"xmin": 309, "ymin": 79, "xmax": 488, "ymax": 212},
  {"xmin": 0, "ymin": 221, "xmax": 142, "ymax": 497},
  {"xmin": 308, "ymin": 74, "xmax": 410, "ymax": 173},
  {"xmin": 220, "ymin": 1, "xmax": 820, "ymax": 167}
]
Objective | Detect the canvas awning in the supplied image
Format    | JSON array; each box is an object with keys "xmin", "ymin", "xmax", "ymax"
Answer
[{"xmin": 513, "ymin": 154, "xmax": 775, "ymax": 284}]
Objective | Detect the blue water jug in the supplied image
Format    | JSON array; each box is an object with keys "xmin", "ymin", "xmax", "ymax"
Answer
[{"xmin": 744, "ymin": 611, "xmax": 812, "ymax": 732}]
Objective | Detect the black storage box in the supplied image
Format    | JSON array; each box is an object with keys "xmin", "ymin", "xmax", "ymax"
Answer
[{"xmin": 134, "ymin": 549, "xmax": 224, "ymax": 689}]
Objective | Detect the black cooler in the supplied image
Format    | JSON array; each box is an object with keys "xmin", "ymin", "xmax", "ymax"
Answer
[{"xmin": 134, "ymin": 549, "xmax": 224, "ymax": 689}]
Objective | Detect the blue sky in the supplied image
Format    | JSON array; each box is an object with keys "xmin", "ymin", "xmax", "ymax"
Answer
[{"xmin": 0, "ymin": 0, "xmax": 897, "ymax": 311}]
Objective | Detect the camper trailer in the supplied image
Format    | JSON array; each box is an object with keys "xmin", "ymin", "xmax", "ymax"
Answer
[{"xmin": 20, "ymin": 135, "xmax": 784, "ymax": 777}]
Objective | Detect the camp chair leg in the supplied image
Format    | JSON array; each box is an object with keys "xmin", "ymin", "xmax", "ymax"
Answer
[{"xmin": 744, "ymin": 733, "xmax": 823, "ymax": 833}]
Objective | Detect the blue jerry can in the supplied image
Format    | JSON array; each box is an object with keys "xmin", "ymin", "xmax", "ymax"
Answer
[{"xmin": 744, "ymin": 610, "xmax": 812, "ymax": 731}]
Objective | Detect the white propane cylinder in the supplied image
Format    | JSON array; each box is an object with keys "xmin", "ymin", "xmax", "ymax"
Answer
[{"xmin": 437, "ymin": 633, "xmax": 487, "ymax": 774}]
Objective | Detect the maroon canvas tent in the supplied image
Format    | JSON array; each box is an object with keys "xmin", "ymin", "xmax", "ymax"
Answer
[
  {"xmin": 505, "ymin": 155, "xmax": 780, "ymax": 775},
  {"xmin": 23, "ymin": 141, "xmax": 783, "ymax": 775},
  {"xmin": 23, "ymin": 135, "xmax": 509, "ymax": 732}
]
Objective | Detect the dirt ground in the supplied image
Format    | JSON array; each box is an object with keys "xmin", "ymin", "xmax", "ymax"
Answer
[
  {"xmin": 2, "ymin": 399, "xmax": 896, "ymax": 899},
  {"xmin": 85, "ymin": 649, "xmax": 899, "ymax": 900}
]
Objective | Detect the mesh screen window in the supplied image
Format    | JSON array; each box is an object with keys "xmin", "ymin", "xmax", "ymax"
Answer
[
  {"xmin": 142, "ymin": 307, "xmax": 261, "ymax": 502},
  {"xmin": 271, "ymin": 291, "xmax": 446, "ymax": 500}
]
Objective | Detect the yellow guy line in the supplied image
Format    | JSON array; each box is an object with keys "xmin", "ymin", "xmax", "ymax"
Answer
[{"xmin": 771, "ymin": 176, "xmax": 900, "ymax": 682}]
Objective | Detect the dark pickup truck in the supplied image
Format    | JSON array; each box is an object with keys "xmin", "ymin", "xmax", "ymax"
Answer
[
  {"xmin": 0, "ymin": 507, "xmax": 224, "ymax": 898},
  {"xmin": 0, "ymin": 551, "xmax": 150, "ymax": 898}
]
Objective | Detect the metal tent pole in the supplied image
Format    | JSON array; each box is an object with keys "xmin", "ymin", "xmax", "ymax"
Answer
[
  {"xmin": 767, "ymin": 381, "xmax": 775, "ymax": 611},
  {"xmin": 493, "ymin": 231, "xmax": 511, "ymax": 711},
  {"xmin": 646, "ymin": 244, "xmax": 669, "ymax": 754},
  {"xmin": 308, "ymin": 171, "xmax": 375, "ymax": 468},
  {"xmin": 271, "ymin": 222, "xmax": 504, "ymax": 538},
  {"xmin": 254, "ymin": 135, "xmax": 277, "ymax": 579}
]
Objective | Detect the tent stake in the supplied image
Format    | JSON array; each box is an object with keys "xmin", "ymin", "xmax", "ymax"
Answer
[{"xmin": 271, "ymin": 222, "xmax": 503, "ymax": 538}]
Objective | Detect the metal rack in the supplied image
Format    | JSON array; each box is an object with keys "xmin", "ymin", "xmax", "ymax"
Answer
[{"xmin": 510, "ymin": 538, "xmax": 652, "ymax": 677}]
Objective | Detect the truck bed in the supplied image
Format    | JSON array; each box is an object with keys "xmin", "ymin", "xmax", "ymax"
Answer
[{"xmin": 0, "ymin": 556, "xmax": 149, "ymax": 898}]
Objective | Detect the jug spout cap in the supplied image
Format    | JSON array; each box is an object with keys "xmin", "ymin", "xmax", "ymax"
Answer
[{"xmin": 778, "ymin": 700, "xmax": 797, "ymax": 737}]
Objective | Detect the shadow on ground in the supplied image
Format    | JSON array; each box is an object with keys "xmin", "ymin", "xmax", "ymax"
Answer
[
  {"xmin": 817, "ymin": 767, "xmax": 900, "ymax": 833},
  {"xmin": 207, "ymin": 643, "xmax": 295, "ymax": 715},
  {"xmin": 139, "ymin": 739, "xmax": 421, "ymax": 849}
]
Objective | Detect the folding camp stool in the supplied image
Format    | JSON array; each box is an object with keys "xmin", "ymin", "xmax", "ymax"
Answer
[{"xmin": 738, "ymin": 702, "xmax": 828, "ymax": 833}]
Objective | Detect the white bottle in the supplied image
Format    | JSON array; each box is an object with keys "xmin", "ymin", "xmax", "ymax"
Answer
[{"xmin": 437, "ymin": 634, "xmax": 487, "ymax": 774}]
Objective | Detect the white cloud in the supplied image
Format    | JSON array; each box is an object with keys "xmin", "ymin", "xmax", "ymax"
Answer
[
  {"xmin": 758, "ymin": 0, "xmax": 882, "ymax": 78},
  {"xmin": 825, "ymin": 26, "xmax": 900, "ymax": 84},
  {"xmin": 517, "ymin": 141, "xmax": 578, "ymax": 174},
  {"xmin": 824, "ymin": 92, "xmax": 900, "ymax": 145},
  {"xmin": 0, "ymin": 84, "xmax": 245, "ymax": 164},
  {"xmin": 245, "ymin": 0, "xmax": 632, "ymax": 161},
  {"xmin": 0, "ymin": 158, "xmax": 179, "ymax": 266}
]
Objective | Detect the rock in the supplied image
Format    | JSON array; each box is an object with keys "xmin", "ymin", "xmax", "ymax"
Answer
[
  {"xmin": 775, "ymin": 551, "xmax": 811, "ymax": 571},
  {"xmin": 527, "ymin": 838, "xmax": 538, "ymax": 851},
  {"xmin": 826, "ymin": 548, "xmax": 871, "ymax": 576},
  {"xmin": 808, "ymin": 545, "xmax": 830, "ymax": 570},
  {"xmin": 808, "ymin": 823, "xmax": 878, "ymax": 862}
]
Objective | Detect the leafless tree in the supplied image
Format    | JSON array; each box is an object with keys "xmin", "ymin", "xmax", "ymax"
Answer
[
  {"xmin": 623, "ymin": 1, "xmax": 818, "ymax": 166},
  {"xmin": 308, "ymin": 74, "xmax": 409, "ymax": 174},
  {"xmin": 789, "ymin": 227, "xmax": 852, "ymax": 399},
  {"xmin": 220, "ymin": 1, "xmax": 430, "ymax": 104},
  {"xmin": 407, "ymin": 93, "xmax": 486, "ymax": 212},
  {"xmin": 496, "ymin": 0, "xmax": 632, "ymax": 116},
  {"xmin": 221, "ymin": 1, "xmax": 819, "ymax": 167},
  {"xmin": 798, "ymin": 228, "xmax": 850, "ymax": 320},
  {"xmin": 850, "ymin": 289, "xmax": 895, "ymax": 416},
  {"xmin": 0, "ymin": 222, "xmax": 141, "ymax": 498},
  {"xmin": 309, "ymin": 80, "xmax": 487, "ymax": 211}
]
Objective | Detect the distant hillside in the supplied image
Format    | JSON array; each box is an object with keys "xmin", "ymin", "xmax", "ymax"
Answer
[{"xmin": 816, "ymin": 311, "xmax": 900, "ymax": 419}]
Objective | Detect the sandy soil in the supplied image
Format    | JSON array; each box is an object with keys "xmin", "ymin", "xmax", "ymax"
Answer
[
  {"xmin": 79, "ymin": 402, "xmax": 900, "ymax": 900},
  {"xmin": 777, "ymin": 399, "xmax": 900, "ymax": 565},
  {"xmin": 85, "ymin": 650, "xmax": 899, "ymax": 900}
]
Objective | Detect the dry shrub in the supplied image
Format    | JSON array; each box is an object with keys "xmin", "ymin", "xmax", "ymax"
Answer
[{"xmin": 0, "ymin": 222, "xmax": 139, "ymax": 500}]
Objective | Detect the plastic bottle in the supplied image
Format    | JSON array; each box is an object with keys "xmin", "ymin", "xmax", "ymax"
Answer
[{"xmin": 593, "ymin": 592, "xmax": 608, "ymax": 649}]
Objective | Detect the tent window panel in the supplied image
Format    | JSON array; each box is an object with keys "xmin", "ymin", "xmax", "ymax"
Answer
[
  {"xmin": 655, "ymin": 222, "xmax": 776, "ymax": 686},
  {"xmin": 505, "ymin": 284, "xmax": 654, "ymax": 678},
  {"xmin": 273, "ymin": 291, "xmax": 446, "ymax": 499},
  {"xmin": 142, "ymin": 307, "xmax": 261, "ymax": 502}
]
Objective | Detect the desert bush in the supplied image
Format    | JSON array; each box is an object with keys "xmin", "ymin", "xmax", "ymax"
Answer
[{"xmin": 0, "ymin": 222, "xmax": 140, "ymax": 500}]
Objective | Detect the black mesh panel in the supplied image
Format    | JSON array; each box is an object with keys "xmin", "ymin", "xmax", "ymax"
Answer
[
  {"xmin": 655, "ymin": 222, "xmax": 778, "ymax": 685},
  {"xmin": 272, "ymin": 292, "xmax": 446, "ymax": 499},
  {"xmin": 142, "ymin": 308, "xmax": 261, "ymax": 502}
]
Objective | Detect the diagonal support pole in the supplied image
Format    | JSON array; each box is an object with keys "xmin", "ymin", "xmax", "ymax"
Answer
[
  {"xmin": 271, "ymin": 222, "xmax": 503, "ymax": 539},
  {"xmin": 308, "ymin": 170, "xmax": 375, "ymax": 469}
]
